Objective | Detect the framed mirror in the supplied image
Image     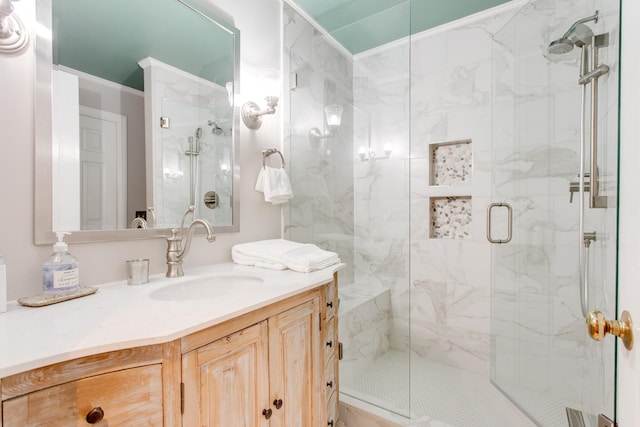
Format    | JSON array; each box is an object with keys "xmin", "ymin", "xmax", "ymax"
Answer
[{"xmin": 35, "ymin": 0, "xmax": 240, "ymax": 244}]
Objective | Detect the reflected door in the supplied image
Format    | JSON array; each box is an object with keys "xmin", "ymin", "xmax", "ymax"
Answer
[{"xmin": 79, "ymin": 107, "xmax": 127, "ymax": 230}]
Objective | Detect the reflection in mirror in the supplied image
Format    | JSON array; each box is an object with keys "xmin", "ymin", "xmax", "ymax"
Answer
[{"xmin": 35, "ymin": 0, "xmax": 240, "ymax": 243}]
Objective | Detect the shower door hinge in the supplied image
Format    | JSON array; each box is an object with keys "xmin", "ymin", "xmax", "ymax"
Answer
[
  {"xmin": 598, "ymin": 413, "xmax": 615, "ymax": 427},
  {"xmin": 160, "ymin": 116, "xmax": 170, "ymax": 128},
  {"xmin": 289, "ymin": 72, "xmax": 298, "ymax": 90}
]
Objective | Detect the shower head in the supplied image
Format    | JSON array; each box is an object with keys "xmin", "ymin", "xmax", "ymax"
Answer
[
  {"xmin": 548, "ymin": 37, "xmax": 575, "ymax": 55},
  {"xmin": 196, "ymin": 127, "xmax": 203, "ymax": 139},
  {"xmin": 547, "ymin": 11, "xmax": 598, "ymax": 54}
]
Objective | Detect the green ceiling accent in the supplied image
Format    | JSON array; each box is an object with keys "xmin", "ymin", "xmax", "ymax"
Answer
[
  {"xmin": 292, "ymin": 0, "xmax": 512, "ymax": 54},
  {"xmin": 53, "ymin": 0, "xmax": 238, "ymax": 91}
]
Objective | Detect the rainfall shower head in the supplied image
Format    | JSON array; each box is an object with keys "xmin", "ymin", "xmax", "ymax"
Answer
[{"xmin": 547, "ymin": 11, "xmax": 598, "ymax": 54}]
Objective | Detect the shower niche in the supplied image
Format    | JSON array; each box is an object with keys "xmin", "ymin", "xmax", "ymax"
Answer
[{"xmin": 428, "ymin": 139, "xmax": 472, "ymax": 239}]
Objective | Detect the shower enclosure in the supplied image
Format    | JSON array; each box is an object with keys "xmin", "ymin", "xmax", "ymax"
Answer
[{"xmin": 284, "ymin": 0, "xmax": 620, "ymax": 425}]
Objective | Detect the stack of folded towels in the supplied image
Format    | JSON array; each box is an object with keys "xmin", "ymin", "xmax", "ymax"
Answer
[{"xmin": 231, "ymin": 239, "xmax": 340, "ymax": 273}]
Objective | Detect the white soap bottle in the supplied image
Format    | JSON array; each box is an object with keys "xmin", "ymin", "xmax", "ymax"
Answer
[
  {"xmin": 0, "ymin": 255, "xmax": 6, "ymax": 313},
  {"xmin": 43, "ymin": 232, "xmax": 79, "ymax": 295}
]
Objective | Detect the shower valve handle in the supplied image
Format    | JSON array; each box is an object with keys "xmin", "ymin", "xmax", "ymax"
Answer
[{"xmin": 586, "ymin": 310, "xmax": 634, "ymax": 350}]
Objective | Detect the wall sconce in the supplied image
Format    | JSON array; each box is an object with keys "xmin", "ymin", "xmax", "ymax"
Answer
[
  {"xmin": 359, "ymin": 144, "xmax": 392, "ymax": 161},
  {"xmin": 241, "ymin": 96, "xmax": 278, "ymax": 130},
  {"xmin": 309, "ymin": 104, "xmax": 344, "ymax": 142},
  {"xmin": 241, "ymin": 69, "xmax": 280, "ymax": 130},
  {"xmin": 0, "ymin": 0, "xmax": 29, "ymax": 54}
]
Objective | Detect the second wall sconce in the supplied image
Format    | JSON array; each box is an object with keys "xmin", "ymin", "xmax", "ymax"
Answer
[
  {"xmin": 242, "ymin": 96, "xmax": 279, "ymax": 130},
  {"xmin": 309, "ymin": 104, "xmax": 344, "ymax": 142}
]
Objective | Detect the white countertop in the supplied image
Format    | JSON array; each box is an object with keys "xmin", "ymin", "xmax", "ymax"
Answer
[{"xmin": 0, "ymin": 262, "xmax": 342, "ymax": 378}]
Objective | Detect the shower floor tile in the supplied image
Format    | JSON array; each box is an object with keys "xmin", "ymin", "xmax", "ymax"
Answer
[{"xmin": 342, "ymin": 350, "xmax": 536, "ymax": 427}]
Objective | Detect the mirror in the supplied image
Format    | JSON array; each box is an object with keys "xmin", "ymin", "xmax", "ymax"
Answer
[{"xmin": 35, "ymin": 0, "xmax": 240, "ymax": 244}]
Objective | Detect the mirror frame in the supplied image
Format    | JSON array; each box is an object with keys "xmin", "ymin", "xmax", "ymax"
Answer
[{"xmin": 34, "ymin": 0, "xmax": 241, "ymax": 244}]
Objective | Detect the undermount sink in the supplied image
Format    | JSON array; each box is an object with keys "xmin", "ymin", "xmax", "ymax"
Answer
[{"xmin": 150, "ymin": 274, "xmax": 264, "ymax": 301}]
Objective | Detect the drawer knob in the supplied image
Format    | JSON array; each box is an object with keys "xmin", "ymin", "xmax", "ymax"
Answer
[
  {"xmin": 327, "ymin": 301, "xmax": 333, "ymax": 308},
  {"xmin": 327, "ymin": 380, "xmax": 333, "ymax": 388},
  {"xmin": 326, "ymin": 341, "xmax": 333, "ymax": 348},
  {"xmin": 273, "ymin": 398, "xmax": 283, "ymax": 409},
  {"xmin": 328, "ymin": 421, "xmax": 334, "ymax": 427},
  {"xmin": 262, "ymin": 408, "xmax": 273, "ymax": 419},
  {"xmin": 86, "ymin": 407, "xmax": 104, "ymax": 424}
]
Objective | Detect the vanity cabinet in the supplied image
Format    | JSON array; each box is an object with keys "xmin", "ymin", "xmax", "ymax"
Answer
[{"xmin": 0, "ymin": 275, "xmax": 339, "ymax": 427}]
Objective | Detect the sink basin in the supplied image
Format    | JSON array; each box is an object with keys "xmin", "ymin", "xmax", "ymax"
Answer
[{"xmin": 150, "ymin": 275, "xmax": 264, "ymax": 301}]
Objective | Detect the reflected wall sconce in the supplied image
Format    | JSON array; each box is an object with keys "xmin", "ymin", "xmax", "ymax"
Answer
[
  {"xmin": 309, "ymin": 104, "xmax": 344, "ymax": 142},
  {"xmin": 359, "ymin": 144, "xmax": 392, "ymax": 161},
  {"xmin": 0, "ymin": 0, "xmax": 29, "ymax": 54}
]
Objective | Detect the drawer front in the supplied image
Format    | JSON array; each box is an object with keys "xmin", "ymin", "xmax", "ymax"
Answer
[
  {"xmin": 325, "ymin": 354, "xmax": 336, "ymax": 397},
  {"xmin": 327, "ymin": 390, "xmax": 338, "ymax": 427},
  {"xmin": 2, "ymin": 364, "xmax": 163, "ymax": 427},
  {"xmin": 325, "ymin": 281, "xmax": 337, "ymax": 320},
  {"xmin": 325, "ymin": 316, "xmax": 337, "ymax": 362}
]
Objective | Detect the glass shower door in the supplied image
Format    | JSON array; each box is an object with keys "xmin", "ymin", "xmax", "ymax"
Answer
[{"xmin": 490, "ymin": 0, "xmax": 620, "ymax": 425}]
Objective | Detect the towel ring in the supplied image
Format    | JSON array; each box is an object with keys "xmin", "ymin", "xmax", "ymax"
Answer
[{"xmin": 262, "ymin": 148, "xmax": 285, "ymax": 168}]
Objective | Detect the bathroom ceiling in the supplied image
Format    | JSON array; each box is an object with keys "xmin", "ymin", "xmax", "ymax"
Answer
[{"xmin": 291, "ymin": 0, "xmax": 513, "ymax": 54}]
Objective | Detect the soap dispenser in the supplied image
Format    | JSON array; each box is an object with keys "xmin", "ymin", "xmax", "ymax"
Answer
[{"xmin": 43, "ymin": 232, "xmax": 79, "ymax": 295}]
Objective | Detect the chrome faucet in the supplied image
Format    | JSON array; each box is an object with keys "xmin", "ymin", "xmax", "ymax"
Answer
[{"xmin": 166, "ymin": 216, "xmax": 216, "ymax": 278}]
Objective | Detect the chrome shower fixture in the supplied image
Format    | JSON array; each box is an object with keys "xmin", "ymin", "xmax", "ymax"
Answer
[{"xmin": 548, "ymin": 11, "xmax": 599, "ymax": 54}]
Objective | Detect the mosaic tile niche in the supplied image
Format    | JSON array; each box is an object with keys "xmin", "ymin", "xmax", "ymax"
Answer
[
  {"xmin": 430, "ymin": 196, "xmax": 472, "ymax": 239},
  {"xmin": 429, "ymin": 140, "xmax": 472, "ymax": 239},
  {"xmin": 430, "ymin": 140, "xmax": 472, "ymax": 186}
]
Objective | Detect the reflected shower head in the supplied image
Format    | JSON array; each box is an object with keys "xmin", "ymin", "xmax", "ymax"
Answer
[{"xmin": 547, "ymin": 11, "xmax": 598, "ymax": 54}]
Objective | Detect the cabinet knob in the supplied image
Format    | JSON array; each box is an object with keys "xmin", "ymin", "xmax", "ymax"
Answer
[
  {"xmin": 327, "ymin": 380, "xmax": 333, "ymax": 388},
  {"xmin": 328, "ymin": 421, "xmax": 334, "ymax": 427},
  {"xmin": 326, "ymin": 340, "xmax": 333, "ymax": 348},
  {"xmin": 273, "ymin": 398, "xmax": 283, "ymax": 409},
  {"xmin": 327, "ymin": 301, "xmax": 333, "ymax": 308},
  {"xmin": 262, "ymin": 408, "xmax": 273, "ymax": 420},
  {"xmin": 86, "ymin": 407, "xmax": 104, "ymax": 424}
]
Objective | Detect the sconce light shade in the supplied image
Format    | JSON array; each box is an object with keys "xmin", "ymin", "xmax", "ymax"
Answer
[{"xmin": 324, "ymin": 104, "xmax": 343, "ymax": 127}]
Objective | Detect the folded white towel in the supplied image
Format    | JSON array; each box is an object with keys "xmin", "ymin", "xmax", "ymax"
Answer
[
  {"xmin": 232, "ymin": 239, "xmax": 340, "ymax": 273},
  {"xmin": 255, "ymin": 166, "xmax": 293, "ymax": 205}
]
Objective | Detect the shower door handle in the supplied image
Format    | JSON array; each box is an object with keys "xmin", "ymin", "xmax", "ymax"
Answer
[{"xmin": 486, "ymin": 203, "xmax": 512, "ymax": 244}]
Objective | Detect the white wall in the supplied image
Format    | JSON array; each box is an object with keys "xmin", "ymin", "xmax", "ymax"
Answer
[
  {"xmin": 616, "ymin": 0, "xmax": 640, "ymax": 424},
  {"xmin": 0, "ymin": 0, "xmax": 283, "ymax": 300}
]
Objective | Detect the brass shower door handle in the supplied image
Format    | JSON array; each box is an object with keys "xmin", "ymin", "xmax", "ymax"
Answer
[{"xmin": 586, "ymin": 310, "xmax": 634, "ymax": 350}]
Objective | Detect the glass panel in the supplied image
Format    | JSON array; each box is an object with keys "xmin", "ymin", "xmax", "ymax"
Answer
[
  {"xmin": 283, "ymin": 1, "xmax": 412, "ymax": 417},
  {"xmin": 490, "ymin": 0, "xmax": 620, "ymax": 425}
]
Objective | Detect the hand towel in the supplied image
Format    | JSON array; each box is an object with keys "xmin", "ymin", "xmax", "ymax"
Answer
[
  {"xmin": 255, "ymin": 166, "xmax": 294, "ymax": 205},
  {"xmin": 232, "ymin": 239, "xmax": 340, "ymax": 273}
]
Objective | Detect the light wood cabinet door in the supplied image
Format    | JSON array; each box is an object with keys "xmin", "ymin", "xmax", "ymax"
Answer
[
  {"xmin": 182, "ymin": 321, "xmax": 270, "ymax": 427},
  {"xmin": 2, "ymin": 364, "xmax": 163, "ymax": 426},
  {"xmin": 268, "ymin": 298, "xmax": 321, "ymax": 427}
]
